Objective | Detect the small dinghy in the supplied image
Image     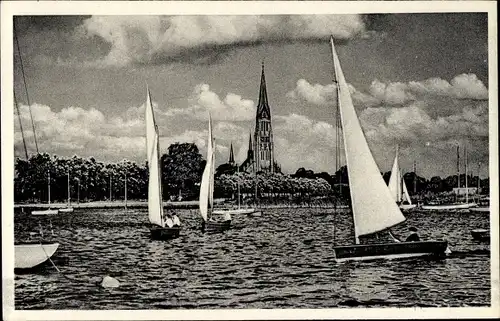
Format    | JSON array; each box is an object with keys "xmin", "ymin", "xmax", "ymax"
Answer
[
  {"xmin": 328, "ymin": 36, "xmax": 448, "ymax": 262},
  {"xmin": 15, "ymin": 242, "xmax": 59, "ymax": 269},
  {"xmin": 145, "ymin": 87, "xmax": 181, "ymax": 240},
  {"xmin": 199, "ymin": 115, "xmax": 231, "ymax": 233},
  {"xmin": 470, "ymin": 229, "xmax": 489, "ymax": 242}
]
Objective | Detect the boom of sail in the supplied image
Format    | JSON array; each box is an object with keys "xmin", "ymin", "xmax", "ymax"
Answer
[
  {"xmin": 145, "ymin": 88, "xmax": 164, "ymax": 227},
  {"xmin": 330, "ymin": 37, "xmax": 406, "ymax": 242}
]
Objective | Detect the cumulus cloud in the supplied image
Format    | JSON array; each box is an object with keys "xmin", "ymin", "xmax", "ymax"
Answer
[
  {"xmin": 78, "ymin": 15, "xmax": 365, "ymax": 66},
  {"xmin": 287, "ymin": 73, "xmax": 488, "ymax": 111},
  {"xmin": 166, "ymin": 83, "xmax": 255, "ymax": 121},
  {"xmin": 272, "ymin": 113, "xmax": 339, "ymax": 173}
]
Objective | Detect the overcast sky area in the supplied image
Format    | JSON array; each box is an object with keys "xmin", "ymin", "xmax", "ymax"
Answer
[{"xmin": 13, "ymin": 13, "xmax": 489, "ymax": 179}]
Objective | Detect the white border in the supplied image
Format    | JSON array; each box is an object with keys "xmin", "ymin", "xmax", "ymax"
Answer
[{"xmin": 1, "ymin": 1, "xmax": 498, "ymax": 320}]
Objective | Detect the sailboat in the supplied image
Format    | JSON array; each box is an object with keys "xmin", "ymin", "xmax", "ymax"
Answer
[
  {"xmin": 421, "ymin": 144, "xmax": 477, "ymax": 211},
  {"xmin": 31, "ymin": 170, "xmax": 59, "ymax": 215},
  {"xmin": 212, "ymin": 154, "xmax": 257, "ymax": 216},
  {"xmin": 59, "ymin": 171, "xmax": 74, "ymax": 213},
  {"xmin": 14, "ymin": 22, "xmax": 59, "ymax": 268},
  {"xmin": 388, "ymin": 146, "xmax": 417, "ymax": 211},
  {"xmin": 199, "ymin": 115, "xmax": 232, "ymax": 233},
  {"xmin": 145, "ymin": 87, "xmax": 180, "ymax": 240},
  {"xmin": 328, "ymin": 36, "xmax": 448, "ymax": 262}
]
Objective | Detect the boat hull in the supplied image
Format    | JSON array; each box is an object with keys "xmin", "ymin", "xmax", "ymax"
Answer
[
  {"xmin": 333, "ymin": 241, "xmax": 449, "ymax": 262},
  {"xmin": 421, "ymin": 203, "xmax": 476, "ymax": 211},
  {"xmin": 400, "ymin": 204, "xmax": 417, "ymax": 211},
  {"xmin": 32, "ymin": 209, "xmax": 59, "ymax": 216},
  {"xmin": 150, "ymin": 226, "xmax": 181, "ymax": 240},
  {"xmin": 15, "ymin": 243, "xmax": 59, "ymax": 269},
  {"xmin": 58, "ymin": 207, "xmax": 74, "ymax": 213},
  {"xmin": 470, "ymin": 207, "xmax": 489, "ymax": 213},
  {"xmin": 202, "ymin": 220, "xmax": 231, "ymax": 233},
  {"xmin": 212, "ymin": 208, "xmax": 256, "ymax": 215},
  {"xmin": 471, "ymin": 229, "xmax": 489, "ymax": 241}
]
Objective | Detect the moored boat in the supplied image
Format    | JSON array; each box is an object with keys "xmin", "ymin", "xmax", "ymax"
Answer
[
  {"xmin": 470, "ymin": 228, "xmax": 489, "ymax": 242},
  {"xmin": 59, "ymin": 171, "xmax": 74, "ymax": 213},
  {"xmin": 145, "ymin": 87, "xmax": 181, "ymax": 240},
  {"xmin": 328, "ymin": 36, "xmax": 448, "ymax": 262},
  {"xmin": 31, "ymin": 171, "xmax": 59, "ymax": 216},
  {"xmin": 15, "ymin": 242, "xmax": 60, "ymax": 269}
]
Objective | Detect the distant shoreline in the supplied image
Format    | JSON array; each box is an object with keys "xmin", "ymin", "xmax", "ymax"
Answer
[{"xmin": 14, "ymin": 200, "xmax": 345, "ymax": 210}]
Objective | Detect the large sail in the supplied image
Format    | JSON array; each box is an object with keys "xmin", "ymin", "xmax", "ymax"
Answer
[
  {"xmin": 199, "ymin": 115, "xmax": 214, "ymax": 222},
  {"xmin": 330, "ymin": 37, "xmax": 406, "ymax": 241},
  {"xmin": 402, "ymin": 178, "xmax": 412, "ymax": 204},
  {"xmin": 145, "ymin": 88, "xmax": 164, "ymax": 227}
]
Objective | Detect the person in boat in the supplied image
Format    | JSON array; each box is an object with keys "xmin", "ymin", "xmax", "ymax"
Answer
[
  {"xmin": 172, "ymin": 212, "xmax": 181, "ymax": 227},
  {"xmin": 405, "ymin": 227, "xmax": 421, "ymax": 242},
  {"xmin": 164, "ymin": 214, "xmax": 174, "ymax": 228}
]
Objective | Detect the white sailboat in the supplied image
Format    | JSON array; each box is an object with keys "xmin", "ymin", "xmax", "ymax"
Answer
[
  {"xmin": 388, "ymin": 146, "xmax": 417, "ymax": 211},
  {"xmin": 199, "ymin": 114, "xmax": 231, "ymax": 233},
  {"xmin": 145, "ymin": 87, "xmax": 180, "ymax": 240},
  {"xmin": 422, "ymin": 144, "xmax": 477, "ymax": 211},
  {"xmin": 59, "ymin": 171, "xmax": 74, "ymax": 213},
  {"xmin": 14, "ymin": 24, "xmax": 59, "ymax": 269},
  {"xmin": 31, "ymin": 171, "xmax": 59, "ymax": 216},
  {"xmin": 212, "ymin": 159, "xmax": 257, "ymax": 216},
  {"xmin": 328, "ymin": 36, "xmax": 448, "ymax": 262}
]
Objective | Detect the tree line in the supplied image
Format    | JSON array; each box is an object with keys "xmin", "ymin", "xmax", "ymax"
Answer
[{"xmin": 14, "ymin": 142, "xmax": 489, "ymax": 203}]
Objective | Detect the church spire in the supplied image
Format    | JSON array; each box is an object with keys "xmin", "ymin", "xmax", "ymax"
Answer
[
  {"xmin": 256, "ymin": 61, "xmax": 271, "ymax": 120},
  {"xmin": 228, "ymin": 142, "xmax": 235, "ymax": 165},
  {"xmin": 248, "ymin": 132, "xmax": 253, "ymax": 151}
]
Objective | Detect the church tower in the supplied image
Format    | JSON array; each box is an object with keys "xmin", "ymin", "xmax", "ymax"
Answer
[
  {"xmin": 254, "ymin": 62, "xmax": 274, "ymax": 173},
  {"xmin": 228, "ymin": 142, "xmax": 235, "ymax": 166}
]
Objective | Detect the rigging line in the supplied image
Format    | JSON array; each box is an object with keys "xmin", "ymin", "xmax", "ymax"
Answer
[
  {"xmin": 14, "ymin": 23, "xmax": 39, "ymax": 154},
  {"xmin": 14, "ymin": 91, "xmax": 29, "ymax": 160}
]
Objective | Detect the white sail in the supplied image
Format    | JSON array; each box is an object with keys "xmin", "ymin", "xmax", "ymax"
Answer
[
  {"xmin": 199, "ymin": 114, "xmax": 214, "ymax": 222},
  {"xmin": 145, "ymin": 87, "xmax": 164, "ymax": 227},
  {"xmin": 330, "ymin": 37, "xmax": 406, "ymax": 241},
  {"xmin": 402, "ymin": 177, "xmax": 412, "ymax": 205},
  {"xmin": 388, "ymin": 150, "xmax": 402, "ymax": 202},
  {"xmin": 388, "ymin": 148, "xmax": 413, "ymax": 205}
]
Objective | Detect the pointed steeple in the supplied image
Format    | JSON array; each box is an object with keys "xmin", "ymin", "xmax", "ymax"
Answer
[
  {"xmin": 229, "ymin": 142, "xmax": 235, "ymax": 165},
  {"xmin": 248, "ymin": 132, "xmax": 253, "ymax": 151},
  {"xmin": 256, "ymin": 61, "xmax": 271, "ymax": 120}
]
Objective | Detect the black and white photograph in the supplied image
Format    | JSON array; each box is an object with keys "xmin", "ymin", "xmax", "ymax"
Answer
[{"xmin": 1, "ymin": 1, "xmax": 498, "ymax": 320}]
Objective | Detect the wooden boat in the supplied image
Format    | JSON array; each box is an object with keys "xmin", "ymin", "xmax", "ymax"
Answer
[
  {"xmin": 15, "ymin": 242, "xmax": 60, "ymax": 269},
  {"xmin": 31, "ymin": 171, "xmax": 59, "ymax": 216},
  {"xmin": 328, "ymin": 36, "xmax": 448, "ymax": 262},
  {"xmin": 388, "ymin": 146, "xmax": 417, "ymax": 211},
  {"xmin": 422, "ymin": 144, "xmax": 476, "ymax": 211},
  {"xmin": 59, "ymin": 171, "xmax": 74, "ymax": 213},
  {"xmin": 145, "ymin": 87, "xmax": 181, "ymax": 240},
  {"xmin": 470, "ymin": 228, "xmax": 489, "ymax": 241},
  {"xmin": 199, "ymin": 115, "xmax": 231, "ymax": 233}
]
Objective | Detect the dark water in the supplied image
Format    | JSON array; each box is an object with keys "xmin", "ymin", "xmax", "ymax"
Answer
[{"xmin": 14, "ymin": 207, "xmax": 490, "ymax": 309}]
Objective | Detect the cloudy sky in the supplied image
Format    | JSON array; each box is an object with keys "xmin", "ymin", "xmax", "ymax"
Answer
[{"xmin": 12, "ymin": 13, "xmax": 489, "ymax": 179}]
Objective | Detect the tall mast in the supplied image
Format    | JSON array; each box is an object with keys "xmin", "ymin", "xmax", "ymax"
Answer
[
  {"xmin": 15, "ymin": 23, "xmax": 39, "ymax": 154},
  {"xmin": 14, "ymin": 91, "xmax": 29, "ymax": 160},
  {"xmin": 125, "ymin": 171, "xmax": 128, "ymax": 210},
  {"xmin": 48, "ymin": 170, "xmax": 51, "ymax": 207},
  {"xmin": 465, "ymin": 144, "xmax": 468, "ymax": 204},
  {"xmin": 456, "ymin": 145, "xmax": 460, "ymax": 203},
  {"xmin": 67, "ymin": 171, "xmax": 70, "ymax": 206},
  {"xmin": 413, "ymin": 160, "xmax": 417, "ymax": 195},
  {"xmin": 237, "ymin": 164, "xmax": 240, "ymax": 209}
]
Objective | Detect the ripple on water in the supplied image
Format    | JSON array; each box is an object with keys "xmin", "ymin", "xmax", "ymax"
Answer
[{"xmin": 14, "ymin": 207, "xmax": 490, "ymax": 309}]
